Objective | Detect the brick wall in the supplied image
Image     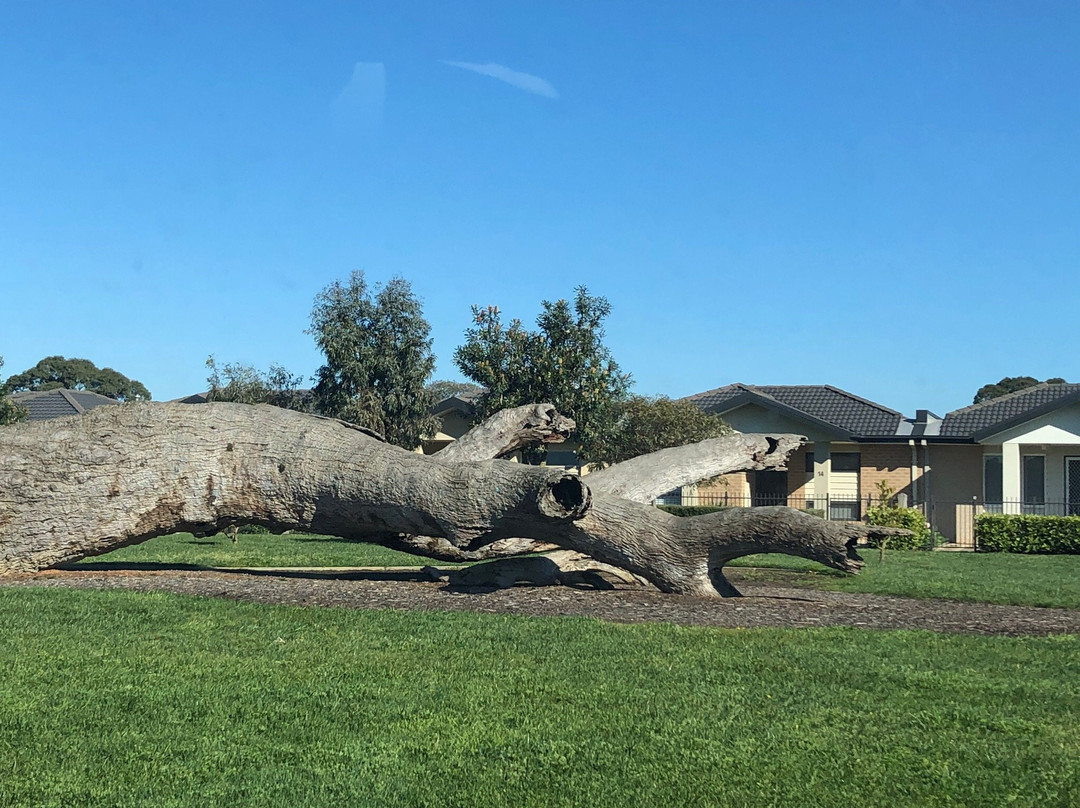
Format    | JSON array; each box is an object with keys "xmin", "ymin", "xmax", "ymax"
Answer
[
  {"xmin": 787, "ymin": 445, "xmax": 814, "ymax": 498},
  {"xmin": 860, "ymin": 444, "xmax": 918, "ymax": 502}
]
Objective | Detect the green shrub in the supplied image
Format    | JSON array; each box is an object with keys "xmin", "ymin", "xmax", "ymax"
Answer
[
  {"xmin": 975, "ymin": 513, "xmax": 1080, "ymax": 554},
  {"xmin": 864, "ymin": 506, "xmax": 930, "ymax": 549},
  {"xmin": 658, "ymin": 505, "xmax": 727, "ymax": 517},
  {"xmin": 236, "ymin": 524, "xmax": 272, "ymax": 535}
]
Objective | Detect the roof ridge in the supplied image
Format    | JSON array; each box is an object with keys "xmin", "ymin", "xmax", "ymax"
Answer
[
  {"xmin": 752, "ymin": 384, "xmax": 901, "ymax": 417},
  {"xmin": 737, "ymin": 383, "xmax": 779, "ymax": 402},
  {"xmin": 10, "ymin": 388, "xmax": 70, "ymax": 401},
  {"xmin": 58, "ymin": 389, "xmax": 86, "ymax": 413},
  {"xmin": 679, "ymin": 383, "xmax": 746, "ymax": 402},
  {"xmin": 820, "ymin": 385, "xmax": 905, "ymax": 417},
  {"xmin": 946, "ymin": 382, "xmax": 1079, "ymax": 416}
]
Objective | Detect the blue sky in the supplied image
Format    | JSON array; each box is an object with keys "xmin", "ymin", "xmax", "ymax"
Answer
[{"xmin": 2, "ymin": 1, "xmax": 1077, "ymax": 416}]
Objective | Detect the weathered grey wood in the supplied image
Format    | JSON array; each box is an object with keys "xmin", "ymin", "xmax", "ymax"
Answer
[
  {"xmin": 434, "ymin": 403, "xmax": 575, "ymax": 463},
  {"xmin": 587, "ymin": 433, "xmax": 805, "ymax": 502},
  {"xmin": 0, "ymin": 403, "xmax": 588, "ymax": 573},
  {"xmin": 0, "ymin": 402, "xmax": 908, "ymax": 596}
]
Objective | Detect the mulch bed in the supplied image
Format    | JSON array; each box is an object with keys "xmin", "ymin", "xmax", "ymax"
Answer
[{"xmin": 5, "ymin": 565, "xmax": 1079, "ymax": 637}]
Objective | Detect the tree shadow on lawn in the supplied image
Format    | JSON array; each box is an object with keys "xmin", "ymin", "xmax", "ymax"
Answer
[{"xmin": 56, "ymin": 561, "xmax": 441, "ymax": 583}]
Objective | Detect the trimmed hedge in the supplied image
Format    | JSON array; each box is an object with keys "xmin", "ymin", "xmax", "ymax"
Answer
[
  {"xmin": 864, "ymin": 506, "xmax": 931, "ymax": 550},
  {"xmin": 975, "ymin": 513, "xmax": 1080, "ymax": 554}
]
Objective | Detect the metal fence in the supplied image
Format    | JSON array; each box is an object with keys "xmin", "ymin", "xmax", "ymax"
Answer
[
  {"xmin": 654, "ymin": 492, "xmax": 899, "ymax": 522},
  {"xmin": 937, "ymin": 499, "xmax": 1080, "ymax": 549}
]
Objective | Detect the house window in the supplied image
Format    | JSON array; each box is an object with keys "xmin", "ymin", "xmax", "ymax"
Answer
[
  {"xmin": 1023, "ymin": 455, "xmax": 1045, "ymax": 513},
  {"xmin": 983, "ymin": 455, "xmax": 1002, "ymax": 511},
  {"xmin": 1066, "ymin": 457, "xmax": 1080, "ymax": 516},
  {"xmin": 655, "ymin": 488, "xmax": 682, "ymax": 506},
  {"xmin": 804, "ymin": 452, "xmax": 815, "ymax": 473},
  {"xmin": 544, "ymin": 450, "xmax": 578, "ymax": 467}
]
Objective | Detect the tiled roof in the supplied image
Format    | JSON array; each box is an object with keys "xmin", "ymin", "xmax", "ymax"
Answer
[
  {"xmin": 940, "ymin": 383, "xmax": 1080, "ymax": 438},
  {"xmin": 171, "ymin": 392, "xmax": 210, "ymax": 404},
  {"xmin": 682, "ymin": 384, "xmax": 905, "ymax": 438},
  {"xmin": 9, "ymin": 389, "xmax": 122, "ymax": 421}
]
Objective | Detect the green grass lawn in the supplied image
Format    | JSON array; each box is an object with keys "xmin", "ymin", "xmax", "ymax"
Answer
[
  {"xmin": 80, "ymin": 533, "xmax": 1080, "ymax": 611},
  {"xmin": 1, "ymin": 586, "xmax": 1078, "ymax": 808},
  {"xmin": 728, "ymin": 551, "xmax": 1080, "ymax": 610},
  {"xmin": 73, "ymin": 531, "xmax": 437, "ymax": 569}
]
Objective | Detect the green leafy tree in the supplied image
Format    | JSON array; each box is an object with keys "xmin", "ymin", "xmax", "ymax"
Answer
[
  {"xmin": 599, "ymin": 395, "xmax": 733, "ymax": 466},
  {"xmin": 205, "ymin": 356, "xmax": 310, "ymax": 411},
  {"xmin": 0, "ymin": 357, "xmax": 29, "ymax": 425},
  {"xmin": 454, "ymin": 287, "xmax": 632, "ymax": 463},
  {"xmin": 1, "ymin": 356, "xmax": 151, "ymax": 401},
  {"xmin": 426, "ymin": 379, "xmax": 484, "ymax": 403},
  {"xmin": 973, "ymin": 376, "xmax": 1067, "ymax": 404},
  {"xmin": 309, "ymin": 271, "xmax": 438, "ymax": 448}
]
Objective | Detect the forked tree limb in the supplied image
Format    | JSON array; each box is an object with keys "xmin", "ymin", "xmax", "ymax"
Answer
[
  {"xmin": 434, "ymin": 403, "xmax": 576, "ymax": 463},
  {"xmin": 0, "ymin": 402, "xmax": 907, "ymax": 597},
  {"xmin": 395, "ymin": 413, "xmax": 808, "ymax": 564},
  {"xmin": 387, "ymin": 404, "xmax": 577, "ymax": 561},
  {"xmin": 587, "ymin": 433, "xmax": 806, "ymax": 502}
]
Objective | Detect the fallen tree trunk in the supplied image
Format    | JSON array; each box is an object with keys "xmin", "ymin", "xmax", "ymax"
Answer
[{"xmin": 0, "ymin": 402, "xmax": 907, "ymax": 596}]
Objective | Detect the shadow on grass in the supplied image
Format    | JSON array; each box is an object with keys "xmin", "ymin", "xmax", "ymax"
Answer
[{"xmin": 58, "ymin": 561, "xmax": 439, "ymax": 583}]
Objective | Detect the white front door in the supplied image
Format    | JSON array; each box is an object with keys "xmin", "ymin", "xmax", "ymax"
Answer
[{"xmin": 829, "ymin": 452, "xmax": 861, "ymax": 520}]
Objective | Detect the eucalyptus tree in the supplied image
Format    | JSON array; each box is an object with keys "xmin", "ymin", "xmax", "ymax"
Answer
[{"xmin": 309, "ymin": 271, "xmax": 438, "ymax": 448}]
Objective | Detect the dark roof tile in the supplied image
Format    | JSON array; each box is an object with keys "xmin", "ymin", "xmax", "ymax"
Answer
[
  {"xmin": 9, "ymin": 389, "xmax": 121, "ymax": 421},
  {"xmin": 682, "ymin": 384, "xmax": 904, "ymax": 438},
  {"xmin": 940, "ymin": 383, "xmax": 1080, "ymax": 438}
]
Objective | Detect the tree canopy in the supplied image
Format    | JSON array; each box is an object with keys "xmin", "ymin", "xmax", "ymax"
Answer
[
  {"xmin": 426, "ymin": 379, "xmax": 484, "ymax": 403},
  {"xmin": 0, "ymin": 357, "xmax": 28, "ymax": 426},
  {"xmin": 205, "ymin": 356, "xmax": 310, "ymax": 411},
  {"xmin": 309, "ymin": 271, "xmax": 438, "ymax": 448},
  {"xmin": 598, "ymin": 395, "xmax": 733, "ymax": 466},
  {"xmin": 0, "ymin": 356, "xmax": 151, "ymax": 401},
  {"xmin": 973, "ymin": 376, "xmax": 1067, "ymax": 404},
  {"xmin": 453, "ymin": 287, "xmax": 632, "ymax": 463}
]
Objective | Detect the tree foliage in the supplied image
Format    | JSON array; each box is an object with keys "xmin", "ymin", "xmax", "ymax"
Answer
[
  {"xmin": 426, "ymin": 379, "xmax": 484, "ymax": 403},
  {"xmin": 0, "ymin": 357, "xmax": 29, "ymax": 426},
  {"xmin": 454, "ymin": 287, "xmax": 632, "ymax": 463},
  {"xmin": 205, "ymin": 356, "xmax": 310, "ymax": 411},
  {"xmin": 309, "ymin": 271, "xmax": 438, "ymax": 448},
  {"xmin": 598, "ymin": 395, "xmax": 733, "ymax": 466},
  {"xmin": 0, "ymin": 356, "xmax": 151, "ymax": 401},
  {"xmin": 973, "ymin": 376, "xmax": 1067, "ymax": 404}
]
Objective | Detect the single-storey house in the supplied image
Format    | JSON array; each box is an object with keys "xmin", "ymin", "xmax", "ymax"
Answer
[
  {"xmin": 7, "ymin": 388, "xmax": 122, "ymax": 421},
  {"xmin": 681, "ymin": 382, "xmax": 1080, "ymax": 546},
  {"xmin": 679, "ymin": 384, "xmax": 931, "ymax": 521}
]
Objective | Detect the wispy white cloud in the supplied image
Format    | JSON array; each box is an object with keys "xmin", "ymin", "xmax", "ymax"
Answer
[
  {"xmin": 331, "ymin": 62, "xmax": 386, "ymax": 133},
  {"xmin": 442, "ymin": 61, "xmax": 559, "ymax": 99}
]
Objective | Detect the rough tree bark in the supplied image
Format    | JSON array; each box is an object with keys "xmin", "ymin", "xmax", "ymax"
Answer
[{"xmin": 0, "ymin": 402, "xmax": 907, "ymax": 597}]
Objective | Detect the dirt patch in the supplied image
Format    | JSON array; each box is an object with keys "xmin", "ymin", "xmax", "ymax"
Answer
[{"xmin": 5, "ymin": 565, "xmax": 1079, "ymax": 637}]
